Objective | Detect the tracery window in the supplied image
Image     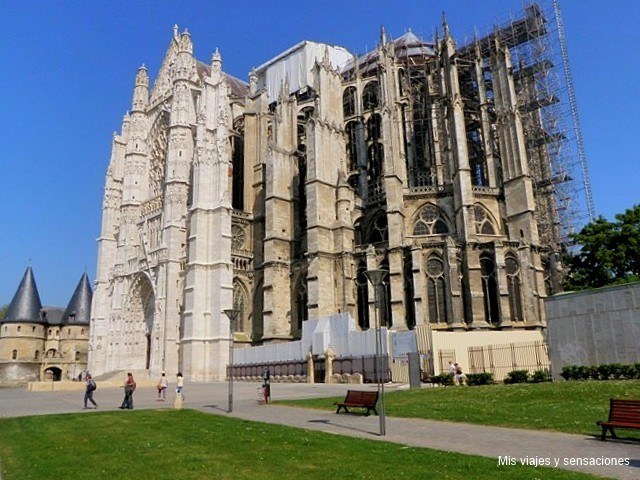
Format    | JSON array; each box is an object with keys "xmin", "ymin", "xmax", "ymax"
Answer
[
  {"xmin": 474, "ymin": 205, "xmax": 496, "ymax": 235},
  {"xmin": 366, "ymin": 114, "xmax": 382, "ymax": 141},
  {"xmin": 233, "ymin": 279, "xmax": 248, "ymax": 334},
  {"xmin": 367, "ymin": 211, "xmax": 388, "ymax": 245},
  {"xmin": 149, "ymin": 112, "xmax": 169, "ymax": 198},
  {"xmin": 413, "ymin": 205, "xmax": 449, "ymax": 236},
  {"xmin": 505, "ymin": 253, "xmax": 524, "ymax": 322},
  {"xmin": 362, "ymin": 81, "xmax": 380, "ymax": 110},
  {"xmin": 343, "ymin": 86, "xmax": 357, "ymax": 118},
  {"xmin": 480, "ymin": 252, "xmax": 500, "ymax": 325},
  {"xmin": 356, "ymin": 260, "xmax": 370, "ymax": 330},
  {"xmin": 345, "ymin": 121, "xmax": 359, "ymax": 172},
  {"xmin": 426, "ymin": 254, "xmax": 448, "ymax": 324}
]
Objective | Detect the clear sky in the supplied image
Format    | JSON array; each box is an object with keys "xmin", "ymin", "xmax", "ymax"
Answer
[{"xmin": 1, "ymin": 0, "xmax": 638, "ymax": 307}]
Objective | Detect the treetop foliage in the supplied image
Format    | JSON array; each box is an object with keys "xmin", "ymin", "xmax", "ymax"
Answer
[{"xmin": 564, "ymin": 204, "xmax": 640, "ymax": 290}]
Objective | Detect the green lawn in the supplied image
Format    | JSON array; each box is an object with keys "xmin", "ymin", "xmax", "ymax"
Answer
[
  {"xmin": 0, "ymin": 410, "xmax": 602, "ymax": 480},
  {"xmin": 278, "ymin": 380, "xmax": 640, "ymax": 436}
]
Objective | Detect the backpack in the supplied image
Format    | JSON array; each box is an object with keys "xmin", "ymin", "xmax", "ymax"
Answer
[{"xmin": 89, "ymin": 380, "xmax": 97, "ymax": 391}]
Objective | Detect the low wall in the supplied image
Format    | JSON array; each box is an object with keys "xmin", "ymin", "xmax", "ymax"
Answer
[{"xmin": 545, "ymin": 282, "xmax": 640, "ymax": 377}]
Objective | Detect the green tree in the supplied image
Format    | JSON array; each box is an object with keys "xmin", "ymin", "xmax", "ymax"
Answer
[
  {"xmin": 0, "ymin": 304, "xmax": 8, "ymax": 320},
  {"xmin": 565, "ymin": 205, "xmax": 640, "ymax": 290}
]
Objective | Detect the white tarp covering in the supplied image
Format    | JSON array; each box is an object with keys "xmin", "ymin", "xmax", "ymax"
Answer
[
  {"xmin": 256, "ymin": 41, "xmax": 353, "ymax": 101},
  {"xmin": 233, "ymin": 313, "xmax": 390, "ymax": 365}
]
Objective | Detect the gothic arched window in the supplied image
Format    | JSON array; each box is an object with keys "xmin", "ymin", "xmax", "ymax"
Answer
[
  {"xmin": 345, "ymin": 121, "xmax": 359, "ymax": 172},
  {"xmin": 505, "ymin": 253, "xmax": 524, "ymax": 322},
  {"xmin": 426, "ymin": 254, "xmax": 448, "ymax": 324},
  {"xmin": 367, "ymin": 210, "xmax": 388, "ymax": 245},
  {"xmin": 356, "ymin": 260, "xmax": 370, "ymax": 330},
  {"xmin": 362, "ymin": 81, "xmax": 380, "ymax": 110},
  {"xmin": 343, "ymin": 86, "xmax": 357, "ymax": 118},
  {"xmin": 413, "ymin": 204, "xmax": 449, "ymax": 236},
  {"xmin": 366, "ymin": 114, "xmax": 382, "ymax": 141},
  {"xmin": 480, "ymin": 252, "xmax": 500, "ymax": 325},
  {"xmin": 474, "ymin": 205, "xmax": 497, "ymax": 235},
  {"xmin": 293, "ymin": 273, "xmax": 308, "ymax": 334},
  {"xmin": 233, "ymin": 279, "xmax": 249, "ymax": 334}
]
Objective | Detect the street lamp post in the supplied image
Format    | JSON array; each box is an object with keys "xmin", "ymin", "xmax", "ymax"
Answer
[
  {"xmin": 223, "ymin": 308, "xmax": 241, "ymax": 414},
  {"xmin": 363, "ymin": 268, "xmax": 388, "ymax": 436}
]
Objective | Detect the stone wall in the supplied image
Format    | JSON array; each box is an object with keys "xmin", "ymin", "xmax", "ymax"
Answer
[
  {"xmin": 0, "ymin": 362, "xmax": 39, "ymax": 384},
  {"xmin": 545, "ymin": 282, "xmax": 640, "ymax": 377}
]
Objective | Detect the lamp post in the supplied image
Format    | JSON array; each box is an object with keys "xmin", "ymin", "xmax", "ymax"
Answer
[
  {"xmin": 363, "ymin": 268, "xmax": 388, "ymax": 436},
  {"xmin": 223, "ymin": 308, "xmax": 241, "ymax": 414}
]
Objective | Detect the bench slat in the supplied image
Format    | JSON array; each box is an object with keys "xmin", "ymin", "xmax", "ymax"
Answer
[
  {"xmin": 597, "ymin": 398, "xmax": 640, "ymax": 440},
  {"xmin": 334, "ymin": 390, "xmax": 379, "ymax": 416}
]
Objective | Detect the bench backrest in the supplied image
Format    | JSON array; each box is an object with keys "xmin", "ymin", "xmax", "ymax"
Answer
[
  {"xmin": 608, "ymin": 398, "xmax": 640, "ymax": 424},
  {"xmin": 345, "ymin": 390, "xmax": 378, "ymax": 405}
]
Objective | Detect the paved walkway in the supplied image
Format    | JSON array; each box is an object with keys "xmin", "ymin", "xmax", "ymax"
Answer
[{"xmin": 1, "ymin": 381, "xmax": 639, "ymax": 479}]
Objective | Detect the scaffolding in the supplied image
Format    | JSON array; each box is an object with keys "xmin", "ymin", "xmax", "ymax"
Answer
[{"xmin": 459, "ymin": 1, "xmax": 594, "ymax": 249}]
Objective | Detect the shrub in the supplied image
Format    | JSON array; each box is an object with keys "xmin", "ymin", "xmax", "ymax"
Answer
[
  {"xmin": 504, "ymin": 369, "xmax": 530, "ymax": 384},
  {"xmin": 596, "ymin": 364, "xmax": 613, "ymax": 380},
  {"xmin": 561, "ymin": 362, "xmax": 640, "ymax": 381},
  {"xmin": 530, "ymin": 369, "xmax": 551, "ymax": 383},
  {"xmin": 466, "ymin": 372, "xmax": 494, "ymax": 386},
  {"xmin": 560, "ymin": 365, "xmax": 576, "ymax": 381},
  {"xmin": 430, "ymin": 373, "xmax": 455, "ymax": 386}
]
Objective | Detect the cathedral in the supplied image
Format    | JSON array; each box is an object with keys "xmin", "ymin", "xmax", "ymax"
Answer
[{"xmin": 90, "ymin": 6, "xmax": 566, "ymax": 381}]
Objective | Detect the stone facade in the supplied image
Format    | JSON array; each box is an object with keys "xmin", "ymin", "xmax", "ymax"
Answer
[
  {"xmin": 91, "ymin": 11, "xmax": 563, "ymax": 381},
  {"xmin": 0, "ymin": 267, "xmax": 92, "ymax": 384}
]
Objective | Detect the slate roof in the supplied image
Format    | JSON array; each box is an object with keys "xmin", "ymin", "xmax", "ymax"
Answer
[
  {"xmin": 61, "ymin": 273, "xmax": 93, "ymax": 326},
  {"xmin": 3, "ymin": 267, "xmax": 44, "ymax": 324}
]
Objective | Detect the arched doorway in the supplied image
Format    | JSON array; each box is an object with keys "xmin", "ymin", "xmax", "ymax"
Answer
[
  {"xmin": 44, "ymin": 367, "xmax": 62, "ymax": 381},
  {"xmin": 128, "ymin": 274, "xmax": 156, "ymax": 370}
]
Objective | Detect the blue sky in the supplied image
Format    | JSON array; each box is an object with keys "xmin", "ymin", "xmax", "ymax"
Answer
[{"xmin": 1, "ymin": 0, "xmax": 638, "ymax": 306}]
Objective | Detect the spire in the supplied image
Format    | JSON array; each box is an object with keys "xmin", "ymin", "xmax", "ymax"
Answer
[
  {"xmin": 211, "ymin": 47, "xmax": 222, "ymax": 82},
  {"xmin": 3, "ymin": 266, "xmax": 43, "ymax": 323},
  {"xmin": 380, "ymin": 25, "xmax": 387, "ymax": 46},
  {"xmin": 178, "ymin": 29, "xmax": 193, "ymax": 54},
  {"xmin": 61, "ymin": 273, "xmax": 93, "ymax": 326},
  {"xmin": 442, "ymin": 11, "xmax": 450, "ymax": 38},
  {"xmin": 132, "ymin": 64, "xmax": 149, "ymax": 112}
]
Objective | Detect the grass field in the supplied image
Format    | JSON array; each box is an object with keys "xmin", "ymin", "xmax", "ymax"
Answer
[
  {"xmin": 0, "ymin": 409, "xmax": 604, "ymax": 480},
  {"xmin": 278, "ymin": 380, "xmax": 640, "ymax": 436}
]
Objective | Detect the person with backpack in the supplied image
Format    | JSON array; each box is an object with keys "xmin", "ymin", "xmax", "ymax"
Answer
[
  {"xmin": 83, "ymin": 374, "xmax": 98, "ymax": 409},
  {"xmin": 119, "ymin": 372, "xmax": 137, "ymax": 409}
]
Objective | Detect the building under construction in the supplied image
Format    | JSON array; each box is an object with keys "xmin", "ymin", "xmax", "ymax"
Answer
[{"xmin": 90, "ymin": 2, "xmax": 592, "ymax": 381}]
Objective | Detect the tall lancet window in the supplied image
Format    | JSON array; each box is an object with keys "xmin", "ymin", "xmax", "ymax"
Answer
[
  {"xmin": 480, "ymin": 252, "xmax": 500, "ymax": 326},
  {"xmin": 426, "ymin": 253, "xmax": 448, "ymax": 324},
  {"xmin": 356, "ymin": 260, "xmax": 370, "ymax": 330},
  {"xmin": 505, "ymin": 253, "xmax": 524, "ymax": 322}
]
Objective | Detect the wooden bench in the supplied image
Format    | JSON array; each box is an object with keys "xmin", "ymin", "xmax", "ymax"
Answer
[
  {"xmin": 334, "ymin": 390, "xmax": 379, "ymax": 416},
  {"xmin": 597, "ymin": 398, "xmax": 640, "ymax": 440}
]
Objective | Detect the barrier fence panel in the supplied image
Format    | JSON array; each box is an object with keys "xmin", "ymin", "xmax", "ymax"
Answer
[{"xmin": 467, "ymin": 341, "xmax": 550, "ymax": 381}]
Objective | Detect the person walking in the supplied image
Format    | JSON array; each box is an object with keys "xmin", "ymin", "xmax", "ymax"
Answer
[
  {"xmin": 176, "ymin": 372, "xmax": 184, "ymax": 400},
  {"xmin": 454, "ymin": 363, "xmax": 465, "ymax": 386},
  {"xmin": 157, "ymin": 371, "xmax": 169, "ymax": 402},
  {"xmin": 119, "ymin": 372, "xmax": 136, "ymax": 409},
  {"xmin": 83, "ymin": 374, "xmax": 98, "ymax": 409}
]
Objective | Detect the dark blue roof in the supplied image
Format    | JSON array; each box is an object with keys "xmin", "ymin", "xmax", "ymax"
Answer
[
  {"xmin": 61, "ymin": 273, "xmax": 93, "ymax": 326},
  {"xmin": 3, "ymin": 267, "xmax": 44, "ymax": 324}
]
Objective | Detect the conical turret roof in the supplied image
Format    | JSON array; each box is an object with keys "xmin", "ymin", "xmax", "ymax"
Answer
[
  {"xmin": 3, "ymin": 266, "xmax": 44, "ymax": 324},
  {"xmin": 61, "ymin": 273, "xmax": 93, "ymax": 326}
]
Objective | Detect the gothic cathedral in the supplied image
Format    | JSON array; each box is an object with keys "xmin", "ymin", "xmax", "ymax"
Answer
[{"xmin": 90, "ymin": 9, "xmax": 563, "ymax": 381}]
